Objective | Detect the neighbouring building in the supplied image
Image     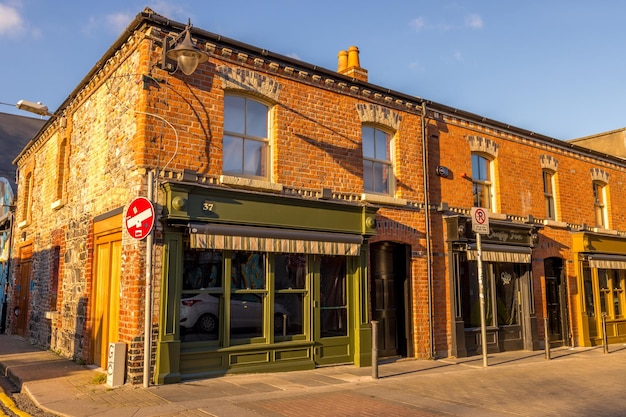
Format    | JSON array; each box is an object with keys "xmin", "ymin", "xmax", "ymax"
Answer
[
  {"xmin": 6, "ymin": 8, "xmax": 626, "ymax": 385},
  {"xmin": 0, "ymin": 112, "xmax": 45, "ymax": 332}
]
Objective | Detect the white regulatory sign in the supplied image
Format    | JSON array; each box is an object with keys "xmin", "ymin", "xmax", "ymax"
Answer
[{"xmin": 471, "ymin": 207, "xmax": 490, "ymax": 235}]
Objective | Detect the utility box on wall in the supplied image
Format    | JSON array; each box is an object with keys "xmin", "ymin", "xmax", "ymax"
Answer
[{"xmin": 107, "ymin": 342, "xmax": 126, "ymax": 387}]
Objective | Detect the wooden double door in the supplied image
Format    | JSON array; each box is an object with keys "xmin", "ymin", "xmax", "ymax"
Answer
[{"xmin": 91, "ymin": 214, "xmax": 123, "ymax": 368}]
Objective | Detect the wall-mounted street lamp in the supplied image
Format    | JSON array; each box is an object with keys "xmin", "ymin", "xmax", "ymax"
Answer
[
  {"xmin": 16, "ymin": 99, "xmax": 52, "ymax": 117},
  {"xmin": 162, "ymin": 20, "xmax": 208, "ymax": 75}
]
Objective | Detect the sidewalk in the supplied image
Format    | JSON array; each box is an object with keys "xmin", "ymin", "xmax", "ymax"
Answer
[{"xmin": 1, "ymin": 334, "xmax": 625, "ymax": 417}]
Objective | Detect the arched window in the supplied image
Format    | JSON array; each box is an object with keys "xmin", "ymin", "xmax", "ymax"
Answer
[
  {"xmin": 362, "ymin": 126, "xmax": 394, "ymax": 194},
  {"xmin": 543, "ymin": 169, "xmax": 556, "ymax": 220},
  {"xmin": 593, "ymin": 181, "xmax": 608, "ymax": 228},
  {"xmin": 471, "ymin": 154, "xmax": 492, "ymax": 209},
  {"xmin": 223, "ymin": 95, "xmax": 270, "ymax": 178}
]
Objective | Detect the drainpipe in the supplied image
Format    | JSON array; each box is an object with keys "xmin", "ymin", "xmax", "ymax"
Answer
[
  {"xmin": 143, "ymin": 170, "xmax": 154, "ymax": 387},
  {"xmin": 421, "ymin": 102, "xmax": 435, "ymax": 359}
]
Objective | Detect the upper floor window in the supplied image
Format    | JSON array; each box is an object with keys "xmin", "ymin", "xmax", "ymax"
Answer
[
  {"xmin": 543, "ymin": 170, "xmax": 556, "ymax": 220},
  {"xmin": 223, "ymin": 95, "xmax": 269, "ymax": 178},
  {"xmin": 362, "ymin": 126, "xmax": 393, "ymax": 194},
  {"xmin": 471, "ymin": 154, "xmax": 492, "ymax": 209},
  {"xmin": 593, "ymin": 181, "xmax": 608, "ymax": 228}
]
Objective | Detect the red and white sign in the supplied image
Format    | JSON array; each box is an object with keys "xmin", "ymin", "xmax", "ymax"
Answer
[
  {"xmin": 471, "ymin": 207, "xmax": 490, "ymax": 235},
  {"xmin": 125, "ymin": 197, "xmax": 155, "ymax": 240}
]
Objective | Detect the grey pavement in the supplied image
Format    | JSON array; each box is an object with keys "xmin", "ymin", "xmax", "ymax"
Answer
[{"xmin": 1, "ymin": 334, "xmax": 625, "ymax": 417}]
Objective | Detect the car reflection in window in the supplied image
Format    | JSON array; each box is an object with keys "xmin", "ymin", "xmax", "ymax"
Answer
[{"xmin": 180, "ymin": 293, "xmax": 289, "ymax": 339}]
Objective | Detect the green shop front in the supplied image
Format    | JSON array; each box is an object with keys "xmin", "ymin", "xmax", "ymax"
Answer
[{"xmin": 155, "ymin": 183, "xmax": 378, "ymax": 383}]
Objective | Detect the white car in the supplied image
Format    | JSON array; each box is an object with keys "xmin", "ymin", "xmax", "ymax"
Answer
[{"xmin": 180, "ymin": 293, "xmax": 289, "ymax": 334}]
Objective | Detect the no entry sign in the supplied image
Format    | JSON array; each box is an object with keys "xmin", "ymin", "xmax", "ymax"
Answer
[{"xmin": 125, "ymin": 197, "xmax": 155, "ymax": 240}]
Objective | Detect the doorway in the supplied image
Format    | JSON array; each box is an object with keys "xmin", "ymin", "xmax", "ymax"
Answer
[
  {"xmin": 370, "ymin": 242, "xmax": 410, "ymax": 358},
  {"xmin": 544, "ymin": 257, "xmax": 569, "ymax": 346},
  {"xmin": 15, "ymin": 244, "xmax": 32, "ymax": 336},
  {"xmin": 91, "ymin": 214, "xmax": 122, "ymax": 368}
]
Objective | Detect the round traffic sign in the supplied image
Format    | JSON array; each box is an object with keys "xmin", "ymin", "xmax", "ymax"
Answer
[{"xmin": 125, "ymin": 197, "xmax": 155, "ymax": 240}]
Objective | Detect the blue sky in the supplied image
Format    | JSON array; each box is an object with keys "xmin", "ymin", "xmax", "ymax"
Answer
[{"xmin": 1, "ymin": 1, "xmax": 624, "ymax": 140}]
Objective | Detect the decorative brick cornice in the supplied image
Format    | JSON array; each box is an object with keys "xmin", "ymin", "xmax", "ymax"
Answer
[
  {"xmin": 468, "ymin": 135, "xmax": 498, "ymax": 158},
  {"xmin": 540, "ymin": 154, "xmax": 558, "ymax": 171},
  {"xmin": 355, "ymin": 103, "xmax": 402, "ymax": 131},
  {"xmin": 591, "ymin": 167, "xmax": 609, "ymax": 183}
]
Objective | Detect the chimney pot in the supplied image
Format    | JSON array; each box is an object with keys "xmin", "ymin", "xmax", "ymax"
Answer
[
  {"xmin": 347, "ymin": 45, "xmax": 360, "ymax": 68},
  {"xmin": 337, "ymin": 50, "xmax": 348, "ymax": 72}
]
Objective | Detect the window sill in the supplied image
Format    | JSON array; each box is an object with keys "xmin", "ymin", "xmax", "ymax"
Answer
[
  {"xmin": 17, "ymin": 220, "xmax": 28, "ymax": 229},
  {"xmin": 51, "ymin": 199, "xmax": 64, "ymax": 210},
  {"xmin": 543, "ymin": 219, "xmax": 568, "ymax": 228},
  {"xmin": 220, "ymin": 175, "xmax": 283, "ymax": 193},
  {"xmin": 361, "ymin": 193, "xmax": 407, "ymax": 206},
  {"xmin": 593, "ymin": 227, "xmax": 618, "ymax": 235}
]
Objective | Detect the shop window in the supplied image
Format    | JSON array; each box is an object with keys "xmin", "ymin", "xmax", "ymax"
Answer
[
  {"xmin": 461, "ymin": 261, "xmax": 525, "ymax": 329},
  {"xmin": 543, "ymin": 170, "xmax": 556, "ymax": 220},
  {"xmin": 582, "ymin": 265, "xmax": 594, "ymax": 317},
  {"xmin": 593, "ymin": 181, "xmax": 608, "ymax": 228},
  {"xmin": 471, "ymin": 154, "xmax": 493, "ymax": 210},
  {"xmin": 274, "ymin": 254, "xmax": 306, "ymax": 338},
  {"xmin": 181, "ymin": 247, "xmax": 309, "ymax": 344},
  {"xmin": 320, "ymin": 255, "xmax": 347, "ymax": 337},
  {"xmin": 362, "ymin": 126, "xmax": 394, "ymax": 195},
  {"xmin": 230, "ymin": 252, "xmax": 266, "ymax": 341},
  {"xmin": 223, "ymin": 95, "xmax": 270, "ymax": 178},
  {"xmin": 598, "ymin": 269, "xmax": 625, "ymax": 319},
  {"xmin": 181, "ymin": 250, "xmax": 223, "ymax": 342}
]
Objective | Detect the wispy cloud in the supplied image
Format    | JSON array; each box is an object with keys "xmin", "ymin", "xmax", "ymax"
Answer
[
  {"xmin": 0, "ymin": 2, "xmax": 25, "ymax": 38},
  {"xmin": 409, "ymin": 13, "xmax": 484, "ymax": 32},
  {"xmin": 106, "ymin": 12, "xmax": 133, "ymax": 34},
  {"xmin": 465, "ymin": 13, "xmax": 483, "ymax": 29},
  {"xmin": 453, "ymin": 50, "xmax": 464, "ymax": 62},
  {"xmin": 409, "ymin": 17, "xmax": 426, "ymax": 31}
]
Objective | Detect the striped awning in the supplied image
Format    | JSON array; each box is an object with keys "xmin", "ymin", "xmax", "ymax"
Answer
[
  {"xmin": 189, "ymin": 223, "xmax": 363, "ymax": 256},
  {"xmin": 467, "ymin": 244, "xmax": 531, "ymax": 263},
  {"xmin": 588, "ymin": 254, "xmax": 626, "ymax": 270}
]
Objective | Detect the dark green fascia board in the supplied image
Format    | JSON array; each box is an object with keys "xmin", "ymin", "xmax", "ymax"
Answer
[{"xmin": 161, "ymin": 182, "xmax": 378, "ymax": 236}]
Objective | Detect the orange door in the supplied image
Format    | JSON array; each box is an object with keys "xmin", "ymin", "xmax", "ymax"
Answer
[{"xmin": 91, "ymin": 225, "xmax": 122, "ymax": 368}]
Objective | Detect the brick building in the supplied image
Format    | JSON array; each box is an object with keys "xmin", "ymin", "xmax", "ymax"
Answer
[{"xmin": 6, "ymin": 8, "xmax": 626, "ymax": 385}]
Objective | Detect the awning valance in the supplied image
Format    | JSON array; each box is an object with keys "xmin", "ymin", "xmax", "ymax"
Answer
[
  {"xmin": 588, "ymin": 254, "xmax": 626, "ymax": 270},
  {"xmin": 189, "ymin": 223, "xmax": 363, "ymax": 256},
  {"xmin": 467, "ymin": 244, "xmax": 531, "ymax": 263}
]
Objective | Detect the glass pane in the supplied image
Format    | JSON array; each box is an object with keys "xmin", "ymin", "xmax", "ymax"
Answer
[
  {"xmin": 183, "ymin": 250, "xmax": 222, "ymax": 290},
  {"xmin": 462, "ymin": 261, "xmax": 494, "ymax": 327},
  {"xmin": 275, "ymin": 254, "xmax": 306, "ymax": 289},
  {"xmin": 583, "ymin": 266, "xmax": 595, "ymax": 316},
  {"xmin": 224, "ymin": 96, "xmax": 245, "ymax": 134},
  {"xmin": 231, "ymin": 252, "xmax": 265, "ymax": 290},
  {"xmin": 320, "ymin": 256, "xmax": 347, "ymax": 337},
  {"xmin": 275, "ymin": 293, "xmax": 304, "ymax": 336},
  {"xmin": 472, "ymin": 154, "xmax": 489, "ymax": 181},
  {"xmin": 375, "ymin": 130, "xmax": 389, "ymax": 160},
  {"xmin": 246, "ymin": 100, "xmax": 268, "ymax": 138},
  {"xmin": 230, "ymin": 293, "xmax": 264, "ymax": 338},
  {"xmin": 180, "ymin": 293, "xmax": 221, "ymax": 341},
  {"xmin": 223, "ymin": 135, "xmax": 243, "ymax": 174},
  {"xmin": 362, "ymin": 127, "xmax": 375, "ymax": 158},
  {"xmin": 243, "ymin": 139, "xmax": 266, "ymax": 177},
  {"xmin": 543, "ymin": 171, "xmax": 553, "ymax": 194},
  {"xmin": 363, "ymin": 160, "xmax": 374, "ymax": 191},
  {"xmin": 372, "ymin": 162, "xmax": 388, "ymax": 193}
]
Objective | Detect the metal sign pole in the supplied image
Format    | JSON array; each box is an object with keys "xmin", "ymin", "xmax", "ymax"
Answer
[{"xmin": 476, "ymin": 231, "xmax": 488, "ymax": 367}]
